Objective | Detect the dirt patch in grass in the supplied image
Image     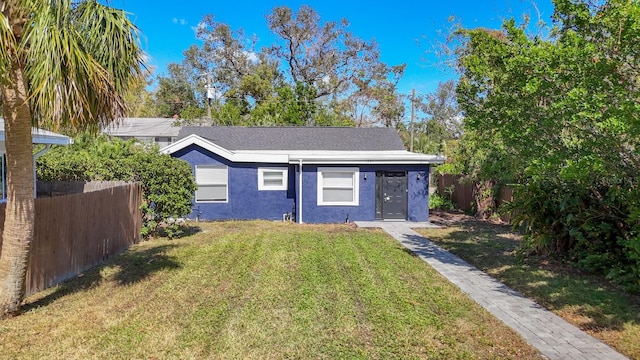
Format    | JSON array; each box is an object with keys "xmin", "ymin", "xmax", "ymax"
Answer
[{"xmin": 419, "ymin": 210, "xmax": 640, "ymax": 359}]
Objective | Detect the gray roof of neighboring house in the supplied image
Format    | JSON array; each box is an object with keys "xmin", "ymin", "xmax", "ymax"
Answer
[
  {"xmin": 102, "ymin": 118, "xmax": 182, "ymax": 138},
  {"xmin": 177, "ymin": 126, "xmax": 407, "ymax": 151}
]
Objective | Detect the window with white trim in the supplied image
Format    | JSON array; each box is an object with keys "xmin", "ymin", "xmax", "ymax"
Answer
[
  {"xmin": 317, "ymin": 167, "xmax": 359, "ymax": 206},
  {"xmin": 258, "ymin": 167, "xmax": 288, "ymax": 190},
  {"xmin": 195, "ymin": 165, "xmax": 228, "ymax": 202}
]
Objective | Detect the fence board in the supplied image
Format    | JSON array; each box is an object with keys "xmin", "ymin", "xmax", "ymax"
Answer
[
  {"xmin": 437, "ymin": 174, "xmax": 474, "ymax": 212},
  {"xmin": 37, "ymin": 181, "xmax": 132, "ymax": 196},
  {"xmin": 0, "ymin": 182, "xmax": 142, "ymax": 296},
  {"xmin": 435, "ymin": 175, "xmax": 516, "ymax": 220}
]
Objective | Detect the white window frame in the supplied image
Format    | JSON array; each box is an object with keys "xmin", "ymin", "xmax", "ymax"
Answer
[
  {"xmin": 317, "ymin": 167, "xmax": 359, "ymax": 206},
  {"xmin": 195, "ymin": 165, "xmax": 228, "ymax": 203},
  {"xmin": 258, "ymin": 167, "xmax": 288, "ymax": 191}
]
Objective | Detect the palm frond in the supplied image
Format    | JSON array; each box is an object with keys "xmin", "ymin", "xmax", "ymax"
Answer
[
  {"xmin": 0, "ymin": 2, "xmax": 19, "ymax": 84},
  {"xmin": 73, "ymin": 0, "xmax": 145, "ymax": 94},
  {"xmin": 23, "ymin": 0, "xmax": 145, "ymax": 132}
]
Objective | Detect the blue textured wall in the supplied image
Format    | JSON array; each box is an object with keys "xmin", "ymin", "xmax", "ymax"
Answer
[
  {"xmin": 173, "ymin": 144, "xmax": 295, "ymax": 221},
  {"xmin": 172, "ymin": 144, "xmax": 430, "ymax": 223},
  {"xmin": 299, "ymin": 165, "xmax": 430, "ymax": 223},
  {"xmin": 408, "ymin": 168, "xmax": 430, "ymax": 222}
]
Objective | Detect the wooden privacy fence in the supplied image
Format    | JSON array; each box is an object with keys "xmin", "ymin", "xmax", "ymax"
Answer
[
  {"xmin": 0, "ymin": 182, "xmax": 142, "ymax": 296},
  {"xmin": 436, "ymin": 174, "xmax": 475, "ymax": 212},
  {"xmin": 436, "ymin": 174, "xmax": 516, "ymax": 221}
]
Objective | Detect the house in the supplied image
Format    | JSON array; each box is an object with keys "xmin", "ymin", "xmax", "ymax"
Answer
[
  {"xmin": 0, "ymin": 119, "xmax": 73, "ymax": 201},
  {"xmin": 102, "ymin": 117, "xmax": 183, "ymax": 148},
  {"xmin": 161, "ymin": 126, "xmax": 445, "ymax": 223}
]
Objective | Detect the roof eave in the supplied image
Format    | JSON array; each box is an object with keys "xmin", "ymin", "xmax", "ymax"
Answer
[
  {"xmin": 287, "ymin": 156, "xmax": 446, "ymax": 165},
  {"xmin": 162, "ymin": 134, "xmax": 446, "ymax": 165},
  {"xmin": 31, "ymin": 132, "xmax": 74, "ymax": 145}
]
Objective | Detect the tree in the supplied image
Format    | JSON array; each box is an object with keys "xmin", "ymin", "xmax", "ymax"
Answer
[
  {"xmin": 267, "ymin": 5, "xmax": 406, "ymax": 126},
  {"xmin": 398, "ymin": 81, "xmax": 461, "ymax": 155},
  {"xmin": 0, "ymin": 0, "xmax": 144, "ymax": 317},
  {"xmin": 178, "ymin": 6, "xmax": 405, "ymax": 127},
  {"xmin": 156, "ymin": 62, "xmax": 204, "ymax": 119},
  {"xmin": 454, "ymin": 0, "xmax": 640, "ymax": 289},
  {"xmin": 418, "ymin": 80, "xmax": 462, "ymax": 138},
  {"xmin": 124, "ymin": 69, "xmax": 159, "ymax": 118}
]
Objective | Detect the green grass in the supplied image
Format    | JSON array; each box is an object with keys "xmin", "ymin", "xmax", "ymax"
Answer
[
  {"xmin": 0, "ymin": 221, "xmax": 541, "ymax": 359},
  {"xmin": 416, "ymin": 212, "xmax": 640, "ymax": 359}
]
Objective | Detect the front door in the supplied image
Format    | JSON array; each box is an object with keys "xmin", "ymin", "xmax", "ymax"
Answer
[{"xmin": 375, "ymin": 171, "xmax": 408, "ymax": 220}]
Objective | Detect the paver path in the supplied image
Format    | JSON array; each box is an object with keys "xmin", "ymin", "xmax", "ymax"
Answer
[{"xmin": 355, "ymin": 221, "xmax": 628, "ymax": 360}]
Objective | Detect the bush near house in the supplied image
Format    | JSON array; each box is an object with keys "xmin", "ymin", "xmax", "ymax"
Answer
[{"xmin": 37, "ymin": 134, "xmax": 196, "ymax": 237}]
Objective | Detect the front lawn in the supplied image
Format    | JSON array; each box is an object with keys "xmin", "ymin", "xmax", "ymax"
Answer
[
  {"xmin": 417, "ymin": 211, "xmax": 640, "ymax": 359},
  {"xmin": 0, "ymin": 221, "xmax": 540, "ymax": 359}
]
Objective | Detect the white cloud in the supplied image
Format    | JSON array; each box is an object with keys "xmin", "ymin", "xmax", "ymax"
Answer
[
  {"xmin": 172, "ymin": 18, "xmax": 187, "ymax": 25},
  {"xmin": 244, "ymin": 51, "xmax": 259, "ymax": 64}
]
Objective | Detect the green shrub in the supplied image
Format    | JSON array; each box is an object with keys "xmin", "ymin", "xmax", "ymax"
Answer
[
  {"xmin": 429, "ymin": 190, "xmax": 456, "ymax": 211},
  {"xmin": 506, "ymin": 176, "xmax": 640, "ymax": 292},
  {"xmin": 37, "ymin": 134, "xmax": 196, "ymax": 238}
]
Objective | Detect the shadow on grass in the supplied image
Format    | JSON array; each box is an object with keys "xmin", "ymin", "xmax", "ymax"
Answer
[
  {"xmin": 419, "ymin": 221, "xmax": 640, "ymax": 334},
  {"xmin": 23, "ymin": 243, "xmax": 181, "ymax": 312}
]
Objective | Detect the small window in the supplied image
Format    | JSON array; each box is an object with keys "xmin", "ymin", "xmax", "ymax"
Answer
[
  {"xmin": 155, "ymin": 137, "xmax": 172, "ymax": 148},
  {"xmin": 317, "ymin": 167, "xmax": 359, "ymax": 206},
  {"xmin": 195, "ymin": 165, "xmax": 228, "ymax": 202},
  {"xmin": 258, "ymin": 167, "xmax": 288, "ymax": 191}
]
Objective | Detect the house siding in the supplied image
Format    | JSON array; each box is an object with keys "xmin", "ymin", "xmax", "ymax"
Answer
[
  {"xmin": 298, "ymin": 165, "xmax": 430, "ymax": 223},
  {"xmin": 173, "ymin": 144, "xmax": 295, "ymax": 221},
  {"xmin": 172, "ymin": 144, "xmax": 430, "ymax": 223}
]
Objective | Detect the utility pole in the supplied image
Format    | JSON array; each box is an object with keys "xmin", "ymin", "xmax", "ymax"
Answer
[
  {"xmin": 410, "ymin": 89, "xmax": 415, "ymax": 152},
  {"xmin": 204, "ymin": 72, "xmax": 213, "ymax": 121}
]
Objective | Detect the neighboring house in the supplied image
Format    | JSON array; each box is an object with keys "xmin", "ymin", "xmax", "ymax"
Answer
[
  {"xmin": 102, "ymin": 118, "xmax": 182, "ymax": 148},
  {"xmin": 0, "ymin": 119, "xmax": 73, "ymax": 201},
  {"xmin": 161, "ymin": 126, "xmax": 445, "ymax": 223}
]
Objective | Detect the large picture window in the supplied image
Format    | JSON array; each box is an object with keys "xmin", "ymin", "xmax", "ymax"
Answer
[
  {"xmin": 195, "ymin": 165, "xmax": 228, "ymax": 202},
  {"xmin": 258, "ymin": 167, "xmax": 288, "ymax": 191},
  {"xmin": 317, "ymin": 167, "xmax": 359, "ymax": 206}
]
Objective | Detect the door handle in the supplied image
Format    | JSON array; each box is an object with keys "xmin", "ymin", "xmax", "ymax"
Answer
[{"xmin": 384, "ymin": 196, "xmax": 391, "ymax": 202}]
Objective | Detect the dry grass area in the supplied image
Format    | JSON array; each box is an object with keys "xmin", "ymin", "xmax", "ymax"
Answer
[
  {"xmin": 0, "ymin": 221, "xmax": 542, "ymax": 359},
  {"xmin": 418, "ymin": 210, "xmax": 640, "ymax": 359}
]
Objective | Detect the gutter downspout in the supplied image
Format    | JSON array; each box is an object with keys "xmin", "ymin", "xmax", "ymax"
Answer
[
  {"xmin": 33, "ymin": 144, "xmax": 51, "ymax": 197},
  {"xmin": 298, "ymin": 159, "xmax": 303, "ymax": 224}
]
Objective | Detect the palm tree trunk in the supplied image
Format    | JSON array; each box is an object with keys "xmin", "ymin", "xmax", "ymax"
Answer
[{"xmin": 0, "ymin": 59, "xmax": 35, "ymax": 318}]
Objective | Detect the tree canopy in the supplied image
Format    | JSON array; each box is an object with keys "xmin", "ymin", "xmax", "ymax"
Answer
[
  {"xmin": 453, "ymin": 0, "xmax": 640, "ymax": 289},
  {"xmin": 140, "ymin": 5, "xmax": 406, "ymax": 127}
]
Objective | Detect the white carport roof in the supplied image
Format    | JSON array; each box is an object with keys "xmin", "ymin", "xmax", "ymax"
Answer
[{"xmin": 0, "ymin": 119, "xmax": 73, "ymax": 145}]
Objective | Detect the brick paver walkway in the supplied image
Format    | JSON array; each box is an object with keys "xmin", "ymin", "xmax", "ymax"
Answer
[{"xmin": 355, "ymin": 221, "xmax": 627, "ymax": 360}]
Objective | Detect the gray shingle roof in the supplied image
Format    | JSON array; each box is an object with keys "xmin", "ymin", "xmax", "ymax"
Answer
[
  {"xmin": 177, "ymin": 126, "xmax": 407, "ymax": 151},
  {"xmin": 102, "ymin": 118, "xmax": 182, "ymax": 138}
]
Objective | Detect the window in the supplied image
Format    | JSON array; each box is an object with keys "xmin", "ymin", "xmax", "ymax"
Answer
[
  {"xmin": 258, "ymin": 167, "xmax": 288, "ymax": 191},
  {"xmin": 317, "ymin": 167, "xmax": 359, "ymax": 206},
  {"xmin": 154, "ymin": 137, "xmax": 173, "ymax": 148},
  {"xmin": 195, "ymin": 165, "xmax": 228, "ymax": 202}
]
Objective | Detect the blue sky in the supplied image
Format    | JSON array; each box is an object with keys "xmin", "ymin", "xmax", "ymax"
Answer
[{"xmin": 112, "ymin": 0, "xmax": 555, "ymax": 97}]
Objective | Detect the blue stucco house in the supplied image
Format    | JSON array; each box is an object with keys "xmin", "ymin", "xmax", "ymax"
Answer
[{"xmin": 161, "ymin": 126, "xmax": 444, "ymax": 223}]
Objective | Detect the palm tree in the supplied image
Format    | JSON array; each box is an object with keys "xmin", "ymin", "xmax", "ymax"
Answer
[{"xmin": 0, "ymin": 0, "xmax": 144, "ymax": 317}]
